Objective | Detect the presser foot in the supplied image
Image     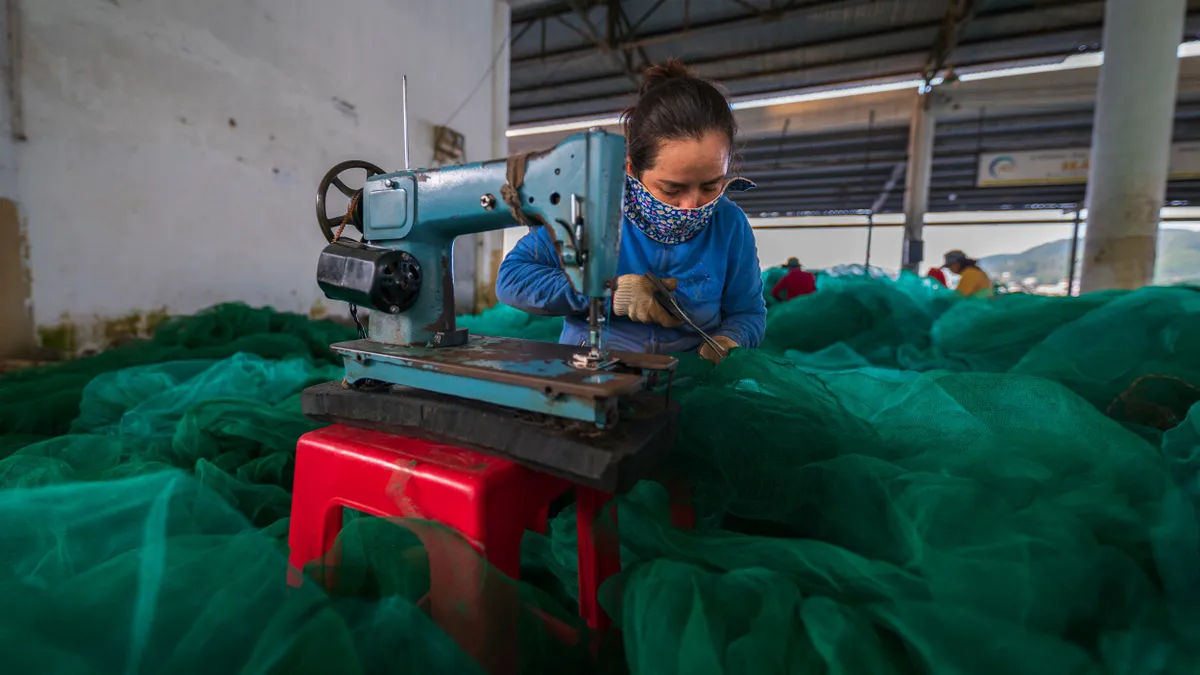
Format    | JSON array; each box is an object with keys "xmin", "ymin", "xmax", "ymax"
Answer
[{"xmin": 570, "ymin": 348, "xmax": 619, "ymax": 371}]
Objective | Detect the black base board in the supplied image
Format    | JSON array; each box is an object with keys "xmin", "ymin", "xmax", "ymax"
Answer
[{"xmin": 301, "ymin": 381, "xmax": 680, "ymax": 493}]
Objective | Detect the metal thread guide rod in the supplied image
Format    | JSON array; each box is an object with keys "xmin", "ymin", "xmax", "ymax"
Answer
[
  {"xmin": 402, "ymin": 75, "xmax": 411, "ymax": 170},
  {"xmin": 572, "ymin": 297, "xmax": 616, "ymax": 370}
]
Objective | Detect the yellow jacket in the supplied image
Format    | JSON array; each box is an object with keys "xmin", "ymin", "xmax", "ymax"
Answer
[{"xmin": 956, "ymin": 266, "xmax": 993, "ymax": 297}]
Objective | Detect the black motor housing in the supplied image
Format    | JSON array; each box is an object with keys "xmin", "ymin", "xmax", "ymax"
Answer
[{"xmin": 316, "ymin": 241, "xmax": 422, "ymax": 314}]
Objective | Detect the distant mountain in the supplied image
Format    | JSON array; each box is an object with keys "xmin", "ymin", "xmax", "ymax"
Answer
[{"xmin": 979, "ymin": 228, "xmax": 1200, "ymax": 286}]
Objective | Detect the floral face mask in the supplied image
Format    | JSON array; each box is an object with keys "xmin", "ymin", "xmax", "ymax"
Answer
[{"xmin": 623, "ymin": 174, "xmax": 756, "ymax": 245}]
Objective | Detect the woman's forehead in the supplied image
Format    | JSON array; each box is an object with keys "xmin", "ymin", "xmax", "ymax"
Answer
[{"xmin": 647, "ymin": 133, "xmax": 730, "ymax": 183}]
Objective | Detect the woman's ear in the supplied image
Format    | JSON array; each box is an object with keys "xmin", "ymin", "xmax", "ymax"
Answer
[{"xmin": 625, "ymin": 157, "xmax": 635, "ymax": 177}]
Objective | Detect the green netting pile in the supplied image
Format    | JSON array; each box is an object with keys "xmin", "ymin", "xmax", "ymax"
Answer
[{"xmin": 2, "ymin": 275, "xmax": 1200, "ymax": 674}]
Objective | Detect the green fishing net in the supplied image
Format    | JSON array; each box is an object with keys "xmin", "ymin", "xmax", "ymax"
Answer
[{"xmin": 2, "ymin": 279, "xmax": 1200, "ymax": 674}]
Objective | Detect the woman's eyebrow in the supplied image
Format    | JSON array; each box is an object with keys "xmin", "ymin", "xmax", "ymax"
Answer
[{"xmin": 660, "ymin": 176, "xmax": 726, "ymax": 188}]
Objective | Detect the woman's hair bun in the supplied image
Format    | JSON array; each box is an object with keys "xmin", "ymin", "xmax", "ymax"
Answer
[
  {"xmin": 622, "ymin": 59, "xmax": 736, "ymax": 176},
  {"xmin": 639, "ymin": 58, "xmax": 694, "ymax": 96}
]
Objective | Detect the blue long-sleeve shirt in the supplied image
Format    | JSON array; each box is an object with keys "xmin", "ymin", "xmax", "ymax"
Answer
[{"xmin": 495, "ymin": 196, "xmax": 767, "ymax": 354}]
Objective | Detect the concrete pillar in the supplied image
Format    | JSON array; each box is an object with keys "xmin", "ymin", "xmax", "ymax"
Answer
[
  {"xmin": 471, "ymin": 0, "xmax": 511, "ymax": 312},
  {"xmin": 901, "ymin": 89, "xmax": 935, "ymax": 273},
  {"xmin": 1080, "ymin": 0, "xmax": 1186, "ymax": 292},
  {"xmin": 454, "ymin": 1, "xmax": 511, "ymax": 313}
]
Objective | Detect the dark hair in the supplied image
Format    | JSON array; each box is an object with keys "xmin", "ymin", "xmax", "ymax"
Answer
[{"xmin": 621, "ymin": 59, "xmax": 736, "ymax": 176}]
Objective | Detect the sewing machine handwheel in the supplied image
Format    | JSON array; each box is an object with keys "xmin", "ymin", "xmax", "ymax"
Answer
[{"xmin": 316, "ymin": 160, "xmax": 386, "ymax": 242}]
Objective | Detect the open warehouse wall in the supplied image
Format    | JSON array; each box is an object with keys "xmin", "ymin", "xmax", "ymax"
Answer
[
  {"xmin": 508, "ymin": 53, "xmax": 1200, "ymax": 207},
  {"xmin": 506, "ymin": 50, "xmax": 1200, "ymax": 280},
  {"xmin": 7, "ymin": 0, "xmax": 508, "ymax": 355}
]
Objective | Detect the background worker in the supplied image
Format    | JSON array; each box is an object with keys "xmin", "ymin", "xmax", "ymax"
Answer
[
  {"xmin": 943, "ymin": 250, "xmax": 993, "ymax": 297},
  {"xmin": 771, "ymin": 258, "xmax": 817, "ymax": 301},
  {"xmin": 762, "ymin": 261, "xmax": 789, "ymax": 306},
  {"xmin": 496, "ymin": 60, "xmax": 766, "ymax": 364}
]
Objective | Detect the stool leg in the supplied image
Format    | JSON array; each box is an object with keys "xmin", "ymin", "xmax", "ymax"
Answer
[
  {"xmin": 576, "ymin": 487, "xmax": 620, "ymax": 632},
  {"xmin": 415, "ymin": 521, "xmax": 519, "ymax": 675},
  {"xmin": 287, "ymin": 499, "xmax": 345, "ymax": 589},
  {"xmin": 288, "ymin": 445, "xmax": 347, "ymax": 588},
  {"xmin": 530, "ymin": 504, "xmax": 550, "ymax": 535}
]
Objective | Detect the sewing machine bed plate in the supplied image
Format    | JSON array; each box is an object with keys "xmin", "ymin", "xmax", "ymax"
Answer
[
  {"xmin": 302, "ymin": 381, "xmax": 681, "ymax": 492},
  {"xmin": 332, "ymin": 336, "xmax": 677, "ymax": 426},
  {"xmin": 333, "ymin": 336, "xmax": 675, "ymax": 398}
]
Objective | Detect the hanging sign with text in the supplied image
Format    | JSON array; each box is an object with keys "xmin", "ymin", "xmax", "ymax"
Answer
[{"xmin": 977, "ymin": 142, "xmax": 1200, "ymax": 187}]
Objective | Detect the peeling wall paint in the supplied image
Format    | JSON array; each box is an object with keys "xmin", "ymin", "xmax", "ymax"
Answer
[
  {"xmin": 0, "ymin": 2, "xmax": 32, "ymax": 358},
  {"xmin": 37, "ymin": 307, "xmax": 169, "ymax": 356},
  {"xmin": 0, "ymin": 198, "xmax": 33, "ymax": 357},
  {"xmin": 20, "ymin": 0, "xmax": 503, "ymax": 343}
]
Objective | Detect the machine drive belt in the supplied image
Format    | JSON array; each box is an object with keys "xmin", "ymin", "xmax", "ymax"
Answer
[{"xmin": 501, "ymin": 151, "xmax": 535, "ymax": 227}]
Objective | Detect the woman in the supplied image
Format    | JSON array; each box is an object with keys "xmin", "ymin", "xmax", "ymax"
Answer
[
  {"xmin": 496, "ymin": 60, "xmax": 766, "ymax": 363},
  {"xmin": 771, "ymin": 258, "xmax": 816, "ymax": 302},
  {"xmin": 943, "ymin": 250, "xmax": 993, "ymax": 297}
]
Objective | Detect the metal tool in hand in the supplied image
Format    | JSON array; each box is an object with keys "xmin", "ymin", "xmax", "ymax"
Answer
[{"xmin": 644, "ymin": 273, "xmax": 728, "ymax": 359}]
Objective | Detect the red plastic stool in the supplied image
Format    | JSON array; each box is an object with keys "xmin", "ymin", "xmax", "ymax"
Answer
[
  {"xmin": 287, "ymin": 425, "xmax": 625, "ymax": 668},
  {"xmin": 287, "ymin": 425, "xmax": 571, "ymax": 582}
]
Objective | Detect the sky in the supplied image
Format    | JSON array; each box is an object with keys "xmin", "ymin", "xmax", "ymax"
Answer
[{"xmin": 752, "ymin": 219, "xmax": 1200, "ymax": 273}]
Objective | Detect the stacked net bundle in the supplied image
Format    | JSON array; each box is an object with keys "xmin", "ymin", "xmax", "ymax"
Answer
[
  {"xmin": 0, "ymin": 471, "xmax": 491, "ymax": 675},
  {"xmin": 0, "ymin": 303, "xmax": 354, "ymax": 439},
  {"xmin": 0, "ymin": 275, "xmax": 1199, "ymax": 674},
  {"xmin": 457, "ymin": 303, "xmax": 565, "ymax": 342},
  {"xmin": 0, "ymin": 306, "xmax": 586, "ymax": 674},
  {"xmin": 1010, "ymin": 287, "xmax": 1200, "ymax": 430},
  {"xmin": 602, "ymin": 352, "xmax": 1200, "ymax": 674},
  {"xmin": 761, "ymin": 272, "xmax": 952, "ymax": 367}
]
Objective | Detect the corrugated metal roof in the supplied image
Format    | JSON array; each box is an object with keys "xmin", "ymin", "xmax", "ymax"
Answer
[
  {"xmin": 728, "ymin": 98, "xmax": 1200, "ymax": 215},
  {"xmin": 507, "ymin": 0, "xmax": 1176, "ymax": 124}
]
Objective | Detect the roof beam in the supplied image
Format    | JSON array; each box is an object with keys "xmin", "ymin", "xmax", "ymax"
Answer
[
  {"xmin": 512, "ymin": 0, "xmax": 1104, "ymax": 98},
  {"xmin": 512, "ymin": 0, "xmax": 877, "ymax": 66},
  {"xmin": 511, "ymin": 35, "xmax": 1103, "ymax": 114},
  {"xmin": 921, "ymin": 0, "xmax": 976, "ymax": 84},
  {"xmin": 562, "ymin": 0, "xmax": 642, "ymax": 86},
  {"xmin": 728, "ymin": 0, "xmax": 771, "ymax": 17},
  {"xmin": 511, "ymin": 0, "xmax": 603, "ymax": 24},
  {"xmin": 512, "ymin": 14, "xmax": 944, "ymax": 95},
  {"xmin": 610, "ymin": 0, "xmax": 660, "ymax": 81},
  {"xmin": 872, "ymin": 162, "xmax": 908, "ymax": 213}
]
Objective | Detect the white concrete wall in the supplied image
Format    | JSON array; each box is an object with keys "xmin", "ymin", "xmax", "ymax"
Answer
[{"xmin": 19, "ymin": 0, "xmax": 505, "ymax": 344}]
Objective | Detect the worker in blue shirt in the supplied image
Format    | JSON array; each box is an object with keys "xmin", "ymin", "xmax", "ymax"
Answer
[{"xmin": 496, "ymin": 59, "xmax": 766, "ymax": 363}]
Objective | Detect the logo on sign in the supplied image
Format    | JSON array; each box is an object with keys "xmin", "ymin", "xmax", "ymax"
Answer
[{"xmin": 988, "ymin": 155, "xmax": 1016, "ymax": 179}]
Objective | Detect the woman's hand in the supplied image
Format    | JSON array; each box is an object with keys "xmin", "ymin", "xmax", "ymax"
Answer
[
  {"xmin": 613, "ymin": 274, "xmax": 683, "ymax": 327},
  {"xmin": 700, "ymin": 336, "xmax": 738, "ymax": 364}
]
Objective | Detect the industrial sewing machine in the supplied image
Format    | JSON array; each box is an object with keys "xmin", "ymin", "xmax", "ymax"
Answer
[{"xmin": 301, "ymin": 129, "xmax": 680, "ymax": 489}]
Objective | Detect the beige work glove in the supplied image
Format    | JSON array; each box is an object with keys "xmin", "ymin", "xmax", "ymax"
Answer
[
  {"xmin": 612, "ymin": 274, "xmax": 683, "ymax": 327},
  {"xmin": 699, "ymin": 336, "xmax": 738, "ymax": 364}
]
